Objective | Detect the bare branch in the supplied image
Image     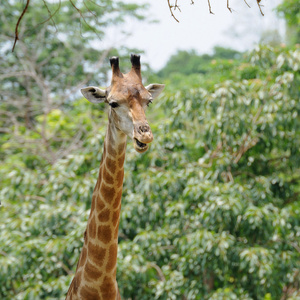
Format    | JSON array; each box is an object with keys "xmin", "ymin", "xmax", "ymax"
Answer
[
  {"xmin": 55, "ymin": 131, "xmax": 84, "ymax": 162},
  {"xmin": 227, "ymin": 0, "xmax": 232, "ymax": 13},
  {"xmin": 62, "ymin": 47, "xmax": 112, "ymax": 102},
  {"xmin": 69, "ymin": 0, "xmax": 102, "ymax": 40},
  {"xmin": 244, "ymin": 0, "xmax": 251, "ymax": 8},
  {"xmin": 207, "ymin": 0, "xmax": 214, "ymax": 15},
  {"xmin": 166, "ymin": 0, "xmax": 265, "ymax": 21},
  {"xmin": 87, "ymin": 0, "xmax": 105, "ymax": 9},
  {"xmin": 256, "ymin": 0, "xmax": 264, "ymax": 16},
  {"xmin": 167, "ymin": 0, "xmax": 180, "ymax": 23},
  {"xmin": 39, "ymin": 0, "xmax": 61, "ymax": 28},
  {"xmin": 12, "ymin": 0, "xmax": 30, "ymax": 52},
  {"xmin": 83, "ymin": 0, "xmax": 97, "ymax": 18}
]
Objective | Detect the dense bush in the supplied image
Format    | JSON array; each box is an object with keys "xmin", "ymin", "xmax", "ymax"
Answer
[{"xmin": 0, "ymin": 45, "xmax": 299, "ymax": 299}]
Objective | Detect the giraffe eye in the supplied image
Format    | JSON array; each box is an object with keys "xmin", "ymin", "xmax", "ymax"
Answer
[{"xmin": 109, "ymin": 102, "xmax": 119, "ymax": 108}]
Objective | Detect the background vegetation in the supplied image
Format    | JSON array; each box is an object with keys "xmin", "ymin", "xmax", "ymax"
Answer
[{"xmin": 1, "ymin": 0, "xmax": 299, "ymax": 299}]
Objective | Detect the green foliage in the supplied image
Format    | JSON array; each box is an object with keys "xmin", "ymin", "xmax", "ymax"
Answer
[
  {"xmin": 276, "ymin": 0, "xmax": 300, "ymax": 44},
  {"xmin": 117, "ymin": 45, "xmax": 300, "ymax": 299},
  {"xmin": 157, "ymin": 47, "xmax": 242, "ymax": 79},
  {"xmin": 2, "ymin": 1, "xmax": 300, "ymax": 299},
  {"xmin": 1, "ymin": 44, "xmax": 299, "ymax": 299},
  {"xmin": 154, "ymin": 47, "xmax": 245, "ymax": 93},
  {"xmin": 0, "ymin": 0, "xmax": 148, "ymax": 166}
]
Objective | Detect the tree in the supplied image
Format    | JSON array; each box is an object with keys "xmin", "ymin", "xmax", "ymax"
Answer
[
  {"xmin": 1, "ymin": 44, "xmax": 299, "ymax": 299},
  {"xmin": 115, "ymin": 44, "xmax": 300, "ymax": 299},
  {"xmin": 157, "ymin": 47, "xmax": 241, "ymax": 78},
  {"xmin": 0, "ymin": 0, "xmax": 147, "ymax": 164},
  {"xmin": 276, "ymin": 0, "xmax": 300, "ymax": 44},
  {"xmin": 1, "ymin": 1, "xmax": 300, "ymax": 299}
]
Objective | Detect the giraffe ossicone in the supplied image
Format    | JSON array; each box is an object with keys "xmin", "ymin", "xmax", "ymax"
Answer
[{"xmin": 66, "ymin": 54, "xmax": 164, "ymax": 300}]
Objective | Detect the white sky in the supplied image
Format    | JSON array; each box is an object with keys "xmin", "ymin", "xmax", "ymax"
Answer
[{"xmin": 103, "ymin": 0, "xmax": 285, "ymax": 70}]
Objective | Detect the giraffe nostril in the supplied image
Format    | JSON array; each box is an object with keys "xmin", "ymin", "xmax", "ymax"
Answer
[{"xmin": 139, "ymin": 125, "xmax": 150, "ymax": 133}]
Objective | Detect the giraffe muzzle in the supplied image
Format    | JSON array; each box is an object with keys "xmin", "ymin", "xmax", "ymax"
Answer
[
  {"xmin": 133, "ymin": 123, "xmax": 153, "ymax": 153},
  {"xmin": 133, "ymin": 138, "xmax": 150, "ymax": 153}
]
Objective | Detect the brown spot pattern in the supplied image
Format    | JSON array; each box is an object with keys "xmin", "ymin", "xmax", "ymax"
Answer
[
  {"xmin": 84, "ymin": 260, "xmax": 102, "ymax": 281},
  {"xmin": 88, "ymin": 241, "xmax": 106, "ymax": 266},
  {"xmin": 102, "ymin": 145, "xmax": 107, "ymax": 159},
  {"xmin": 88, "ymin": 215, "xmax": 97, "ymax": 239},
  {"xmin": 108, "ymin": 143, "xmax": 117, "ymax": 157},
  {"xmin": 112, "ymin": 210, "xmax": 120, "ymax": 227},
  {"xmin": 98, "ymin": 208, "xmax": 110, "ymax": 222},
  {"xmin": 118, "ymin": 153, "xmax": 126, "ymax": 167},
  {"xmin": 100, "ymin": 183, "xmax": 116, "ymax": 204},
  {"xmin": 118, "ymin": 142, "xmax": 126, "ymax": 154},
  {"xmin": 97, "ymin": 225, "xmax": 112, "ymax": 244},
  {"xmin": 106, "ymin": 157, "xmax": 116, "ymax": 174},
  {"xmin": 113, "ymin": 190, "xmax": 122, "ymax": 209},
  {"xmin": 91, "ymin": 195, "xmax": 96, "ymax": 212},
  {"xmin": 96, "ymin": 199, "xmax": 106, "ymax": 211},
  {"xmin": 103, "ymin": 167, "xmax": 114, "ymax": 185},
  {"xmin": 67, "ymin": 280, "xmax": 74, "ymax": 296},
  {"xmin": 72, "ymin": 270, "xmax": 82, "ymax": 294},
  {"xmin": 94, "ymin": 179, "xmax": 100, "ymax": 193},
  {"xmin": 78, "ymin": 247, "xmax": 87, "ymax": 269},
  {"xmin": 80, "ymin": 285, "xmax": 100, "ymax": 300},
  {"xmin": 106, "ymin": 243, "xmax": 118, "ymax": 272},
  {"xmin": 114, "ymin": 219, "xmax": 120, "ymax": 239},
  {"xmin": 116, "ymin": 170, "xmax": 124, "ymax": 187},
  {"xmin": 100, "ymin": 276, "xmax": 117, "ymax": 298}
]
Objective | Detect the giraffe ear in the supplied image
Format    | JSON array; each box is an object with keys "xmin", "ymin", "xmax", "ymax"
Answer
[
  {"xmin": 81, "ymin": 86, "xmax": 106, "ymax": 103},
  {"xmin": 145, "ymin": 84, "xmax": 165, "ymax": 99}
]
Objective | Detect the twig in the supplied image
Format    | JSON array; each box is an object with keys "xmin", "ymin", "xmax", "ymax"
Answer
[
  {"xmin": 69, "ymin": 0, "xmax": 102, "ymax": 40},
  {"xmin": 148, "ymin": 262, "xmax": 166, "ymax": 281},
  {"xmin": 24, "ymin": 195, "xmax": 46, "ymax": 202},
  {"xmin": 207, "ymin": 0, "xmax": 214, "ymax": 14},
  {"xmin": 83, "ymin": 0, "xmax": 97, "ymax": 18},
  {"xmin": 87, "ymin": 0, "xmax": 105, "ymax": 9},
  {"xmin": 167, "ymin": 0, "xmax": 179, "ymax": 23},
  {"xmin": 12, "ymin": 0, "xmax": 30, "ymax": 52},
  {"xmin": 62, "ymin": 47, "xmax": 111, "ymax": 100},
  {"xmin": 174, "ymin": 0, "xmax": 181, "ymax": 12},
  {"xmin": 233, "ymin": 135, "xmax": 259, "ymax": 164},
  {"xmin": 244, "ymin": 0, "xmax": 251, "ymax": 8},
  {"xmin": 227, "ymin": 0, "xmax": 232, "ymax": 13},
  {"xmin": 39, "ymin": 0, "xmax": 61, "ymax": 27},
  {"xmin": 256, "ymin": 0, "xmax": 264, "ymax": 16}
]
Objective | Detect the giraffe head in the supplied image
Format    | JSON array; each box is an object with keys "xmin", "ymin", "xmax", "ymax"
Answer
[{"xmin": 81, "ymin": 54, "xmax": 165, "ymax": 153}]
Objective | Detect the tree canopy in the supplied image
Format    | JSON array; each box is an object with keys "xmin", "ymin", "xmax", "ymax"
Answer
[
  {"xmin": 1, "ymin": 42, "xmax": 300, "ymax": 299},
  {"xmin": 276, "ymin": 0, "xmax": 300, "ymax": 44},
  {"xmin": 1, "ymin": 0, "xmax": 300, "ymax": 299},
  {"xmin": 0, "ymin": 0, "xmax": 147, "ymax": 164},
  {"xmin": 157, "ymin": 47, "xmax": 242, "ymax": 78}
]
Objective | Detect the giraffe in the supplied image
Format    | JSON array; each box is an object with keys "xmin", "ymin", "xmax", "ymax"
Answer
[{"xmin": 66, "ymin": 54, "xmax": 165, "ymax": 300}]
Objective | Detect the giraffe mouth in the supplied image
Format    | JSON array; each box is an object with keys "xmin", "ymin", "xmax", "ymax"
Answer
[{"xmin": 134, "ymin": 138, "xmax": 149, "ymax": 153}]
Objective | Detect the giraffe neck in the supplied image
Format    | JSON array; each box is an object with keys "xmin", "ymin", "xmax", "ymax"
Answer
[{"xmin": 67, "ymin": 118, "xmax": 126, "ymax": 300}]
